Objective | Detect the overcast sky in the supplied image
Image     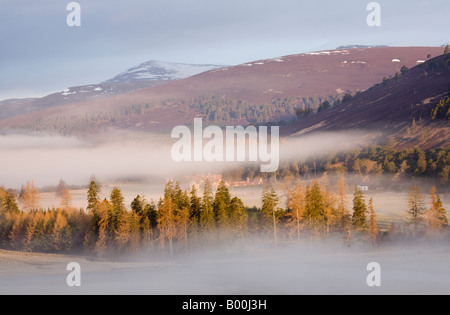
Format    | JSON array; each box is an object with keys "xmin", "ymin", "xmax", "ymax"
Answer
[{"xmin": 0, "ymin": 0, "xmax": 449, "ymax": 100}]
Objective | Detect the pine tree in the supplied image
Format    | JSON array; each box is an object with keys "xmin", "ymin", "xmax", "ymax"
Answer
[
  {"xmin": 352, "ymin": 188, "xmax": 368, "ymax": 232},
  {"xmin": 176, "ymin": 200, "xmax": 190, "ymax": 250},
  {"xmin": 229, "ymin": 197, "xmax": 248, "ymax": 238},
  {"xmin": 110, "ymin": 187, "xmax": 125, "ymax": 234},
  {"xmin": 131, "ymin": 195, "xmax": 144, "ymax": 215},
  {"xmin": 368, "ymin": 198, "xmax": 379, "ymax": 245},
  {"xmin": 87, "ymin": 180, "xmax": 100, "ymax": 214},
  {"xmin": 214, "ymin": 181, "xmax": 231, "ymax": 231},
  {"xmin": 261, "ymin": 186, "xmax": 280, "ymax": 248},
  {"xmin": 84, "ymin": 180, "xmax": 101, "ymax": 252},
  {"xmin": 305, "ymin": 182, "xmax": 326, "ymax": 234},
  {"xmin": 190, "ymin": 185, "xmax": 202, "ymax": 222},
  {"xmin": 3, "ymin": 192, "xmax": 19, "ymax": 214}
]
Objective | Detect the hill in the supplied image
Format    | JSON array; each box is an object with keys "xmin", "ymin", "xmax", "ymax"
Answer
[
  {"xmin": 0, "ymin": 47, "xmax": 444, "ymax": 136},
  {"xmin": 283, "ymin": 53, "xmax": 450, "ymax": 150}
]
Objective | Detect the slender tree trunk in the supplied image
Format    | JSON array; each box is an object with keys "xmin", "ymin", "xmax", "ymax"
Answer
[{"xmin": 273, "ymin": 209, "xmax": 278, "ymax": 249}]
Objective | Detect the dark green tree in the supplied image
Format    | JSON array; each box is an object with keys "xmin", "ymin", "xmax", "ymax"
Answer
[
  {"xmin": 110, "ymin": 187, "xmax": 125, "ymax": 234},
  {"xmin": 352, "ymin": 188, "xmax": 368, "ymax": 232},
  {"xmin": 304, "ymin": 182, "xmax": 326, "ymax": 233},
  {"xmin": 261, "ymin": 186, "xmax": 280, "ymax": 247},
  {"xmin": 213, "ymin": 181, "xmax": 231, "ymax": 230}
]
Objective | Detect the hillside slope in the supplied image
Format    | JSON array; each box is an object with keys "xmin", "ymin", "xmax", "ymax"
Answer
[
  {"xmin": 283, "ymin": 54, "xmax": 450, "ymax": 149},
  {"xmin": 0, "ymin": 47, "xmax": 444, "ymax": 135}
]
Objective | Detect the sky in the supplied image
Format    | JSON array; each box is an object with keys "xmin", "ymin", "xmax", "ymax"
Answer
[{"xmin": 0, "ymin": 0, "xmax": 449, "ymax": 100}]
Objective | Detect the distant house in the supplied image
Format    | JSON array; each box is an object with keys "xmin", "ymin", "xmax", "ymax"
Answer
[{"xmin": 231, "ymin": 177, "xmax": 264, "ymax": 188}]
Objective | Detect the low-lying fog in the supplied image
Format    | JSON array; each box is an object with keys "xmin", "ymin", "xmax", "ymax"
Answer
[
  {"xmin": 1, "ymin": 131, "xmax": 448, "ymax": 220},
  {"xmin": 1, "ymin": 240, "xmax": 449, "ymax": 295},
  {"xmin": 1, "ymin": 131, "xmax": 449, "ymax": 295},
  {"xmin": 0, "ymin": 130, "xmax": 367, "ymax": 189}
]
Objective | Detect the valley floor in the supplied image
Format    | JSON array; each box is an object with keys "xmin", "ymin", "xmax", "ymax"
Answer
[{"xmin": 1, "ymin": 240, "xmax": 449, "ymax": 295}]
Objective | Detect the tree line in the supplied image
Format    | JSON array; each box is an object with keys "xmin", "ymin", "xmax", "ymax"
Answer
[
  {"xmin": 0, "ymin": 176, "xmax": 448, "ymax": 258},
  {"xmin": 224, "ymin": 144, "xmax": 450, "ymax": 185}
]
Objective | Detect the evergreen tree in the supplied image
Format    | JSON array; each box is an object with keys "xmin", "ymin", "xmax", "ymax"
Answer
[
  {"xmin": 190, "ymin": 185, "xmax": 202, "ymax": 222},
  {"xmin": 84, "ymin": 180, "xmax": 101, "ymax": 251},
  {"xmin": 305, "ymin": 182, "xmax": 326, "ymax": 234},
  {"xmin": 3, "ymin": 192, "xmax": 20, "ymax": 214},
  {"xmin": 110, "ymin": 187, "xmax": 125, "ymax": 234},
  {"xmin": 213, "ymin": 181, "xmax": 231, "ymax": 230},
  {"xmin": 229, "ymin": 197, "xmax": 248, "ymax": 238},
  {"xmin": 131, "ymin": 195, "xmax": 144, "ymax": 215},
  {"xmin": 352, "ymin": 188, "xmax": 368, "ymax": 232},
  {"xmin": 87, "ymin": 180, "xmax": 100, "ymax": 214},
  {"xmin": 261, "ymin": 186, "xmax": 280, "ymax": 248}
]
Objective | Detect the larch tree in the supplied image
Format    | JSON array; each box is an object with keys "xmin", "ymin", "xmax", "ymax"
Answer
[
  {"xmin": 287, "ymin": 182, "xmax": 306, "ymax": 240},
  {"xmin": 336, "ymin": 177, "xmax": 351, "ymax": 235},
  {"xmin": 60, "ymin": 189, "xmax": 73, "ymax": 210},
  {"xmin": 52, "ymin": 211, "xmax": 71, "ymax": 252},
  {"xmin": 425, "ymin": 186, "xmax": 448, "ymax": 233},
  {"xmin": 367, "ymin": 197, "xmax": 379, "ymax": 245},
  {"xmin": 199, "ymin": 181, "xmax": 215, "ymax": 241},
  {"xmin": 95, "ymin": 199, "xmax": 112, "ymax": 257},
  {"xmin": 20, "ymin": 181, "xmax": 41, "ymax": 211},
  {"xmin": 157, "ymin": 196, "xmax": 176, "ymax": 256},
  {"xmin": 407, "ymin": 184, "xmax": 426, "ymax": 235},
  {"xmin": 55, "ymin": 179, "xmax": 69, "ymax": 198}
]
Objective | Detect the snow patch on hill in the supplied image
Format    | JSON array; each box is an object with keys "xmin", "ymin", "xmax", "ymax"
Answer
[{"xmin": 104, "ymin": 60, "xmax": 226, "ymax": 83}]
